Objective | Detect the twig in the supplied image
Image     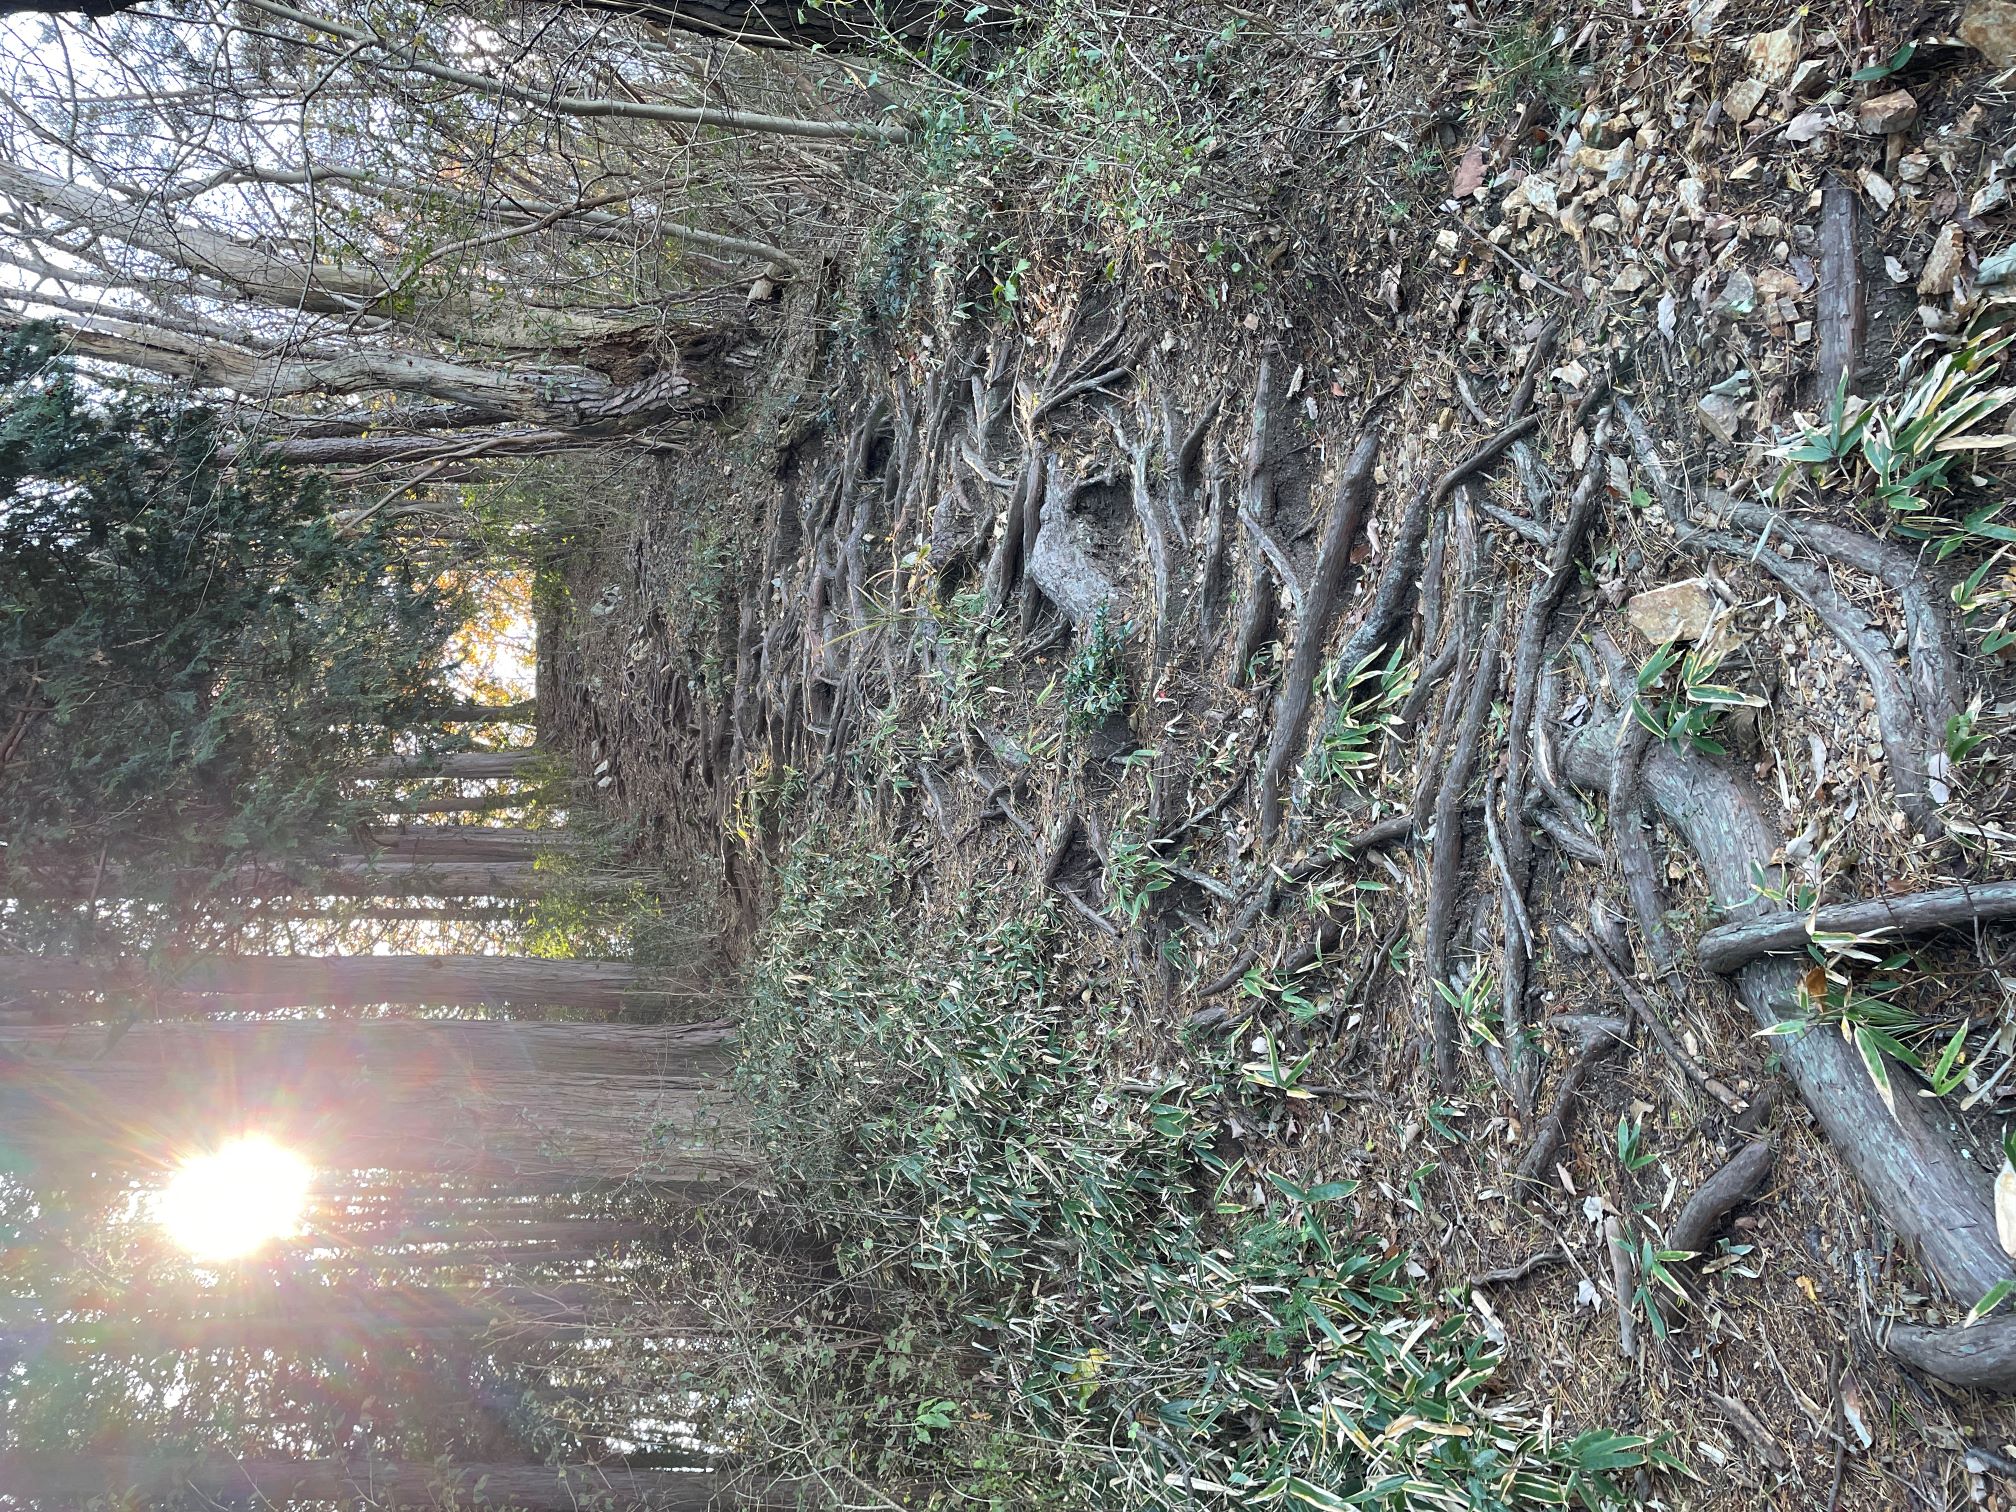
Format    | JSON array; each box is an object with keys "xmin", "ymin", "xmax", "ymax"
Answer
[
  {"xmin": 1604, "ymin": 1214, "xmax": 1638, "ymax": 1360},
  {"xmin": 1471, "ymin": 1248, "xmax": 1568, "ymax": 1286},
  {"xmin": 1568, "ymin": 924, "xmax": 1746, "ymax": 1113},
  {"xmin": 1446, "ymin": 208, "xmax": 1581, "ymax": 302},
  {"xmin": 1708, "ymin": 1391, "xmax": 1790, "ymax": 1471}
]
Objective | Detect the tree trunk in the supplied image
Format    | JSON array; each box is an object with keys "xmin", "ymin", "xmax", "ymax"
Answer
[
  {"xmin": 358, "ymin": 750, "xmax": 542, "ymax": 780},
  {"xmin": 355, "ymin": 826, "xmax": 569, "ymax": 865},
  {"xmin": 6, "ymin": 1281, "xmax": 694, "ymax": 1355},
  {"xmin": 0, "ymin": 1019, "xmax": 744, "ymax": 1182},
  {"xmin": 245, "ymin": 903, "xmax": 525, "ymax": 924},
  {"xmin": 1, "ymin": 856, "xmax": 559, "ymax": 904},
  {"xmin": 28, "ymin": 315, "xmax": 698, "ymax": 428},
  {"xmin": 0, "ymin": 1455, "xmax": 737, "ymax": 1511},
  {"xmin": 396, "ymin": 791, "xmax": 535, "ymax": 816},
  {"xmin": 422, "ymin": 701, "xmax": 538, "ymax": 724},
  {"xmin": 264, "ymin": 857, "xmax": 552, "ymax": 900},
  {"xmin": 0, "ymin": 952, "xmax": 668, "ymax": 1013}
]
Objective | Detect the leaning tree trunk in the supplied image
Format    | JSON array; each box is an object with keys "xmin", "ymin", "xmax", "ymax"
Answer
[
  {"xmin": 0, "ymin": 1455, "xmax": 741, "ymax": 1511},
  {"xmin": 0, "ymin": 1019, "xmax": 745, "ymax": 1183},
  {"xmin": 1, "ymin": 856, "xmax": 562, "ymax": 904},
  {"xmin": 418, "ymin": 700, "xmax": 538, "ymax": 724},
  {"xmin": 0, "ymin": 951, "xmax": 672, "ymax": 1014},
  {"xmin": 3, "ymin": 1280, "xmax": 692, "ymax": 1356},
  {"xmin": 395, "ymin": 790, "xmax": 537, "ymax": 816}
]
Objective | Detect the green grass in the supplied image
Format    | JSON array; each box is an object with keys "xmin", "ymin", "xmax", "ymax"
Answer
[{"xmin": 714, "ymin": 821, "xmax": 1676, "ymax": 1509}]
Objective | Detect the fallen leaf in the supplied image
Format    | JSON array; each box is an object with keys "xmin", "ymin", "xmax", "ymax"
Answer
[{"xmin": 1451, "ymin": 142, "xmax": 1487, "ymax": 198}]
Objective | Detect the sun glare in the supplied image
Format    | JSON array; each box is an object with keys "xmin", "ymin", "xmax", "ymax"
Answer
[{"xmin": 157, "ymin": 1136, "xmax": 312, "ymax": 1260}]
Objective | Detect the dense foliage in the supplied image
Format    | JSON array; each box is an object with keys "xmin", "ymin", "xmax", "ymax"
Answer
[
  {"xmin": 723, "ymin": 823, "xmax": 1674, "ymax": 1510},
  {"xmin": 0, "ymin": 325, "xmax": 465, "ymax": 924}
]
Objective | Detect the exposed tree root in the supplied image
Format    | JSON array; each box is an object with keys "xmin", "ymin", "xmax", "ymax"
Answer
[
  {"xmin": 1667, "ymin": 1141, "xmax": 1775, "ymax": 1258},
  {"xmin": 1888, "ymin": 1318, "xmax": 2016, "ymax": 1392},
  {"xmin": 1424, "ymin": 592, "xmax": 1506, "ymax": 1089},
  {"xmin": 1696, "ymin": 881, "xmax": 2016, "ymax": 974},
  {"xmin": 1256, "ymin": 430, "xmax": 1379, "ymax": 840},
  {"xmin": 1229, "ymin": 361, "xmax": 1278, "ymax": 687},
  {"xmin": 1559, "ymin": 712, "xmax": 2014, "ymax": 1307}
]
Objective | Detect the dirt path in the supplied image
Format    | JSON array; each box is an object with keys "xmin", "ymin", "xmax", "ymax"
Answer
[{"xmin": 548, "ymin": 2, "xmax": 2016, "ymax": 1504}]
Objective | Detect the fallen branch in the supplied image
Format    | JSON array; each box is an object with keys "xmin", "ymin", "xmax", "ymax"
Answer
[
  {"xmin": 1815, "ymin": 176, "xmax": 1864, "ymax": 402},
  {"xmin": 1697, "ymin": 882, "xmax": 2016, "ymax": 974}
]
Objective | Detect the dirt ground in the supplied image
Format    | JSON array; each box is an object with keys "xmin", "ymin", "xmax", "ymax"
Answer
[{"xmin": 544, "ymin": 1, "xmax": 2016, "ymax": 1505}]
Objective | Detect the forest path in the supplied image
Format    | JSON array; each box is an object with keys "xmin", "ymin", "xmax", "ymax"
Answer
[{"xmin": 549, "ymin": 3, "xmax": 2016, "ymax": 1504}]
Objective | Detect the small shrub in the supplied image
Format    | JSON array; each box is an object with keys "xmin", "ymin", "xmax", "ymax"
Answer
[{"xmin": 1063, "ymin": 603, "xmax": 1131, "ymax": 734}]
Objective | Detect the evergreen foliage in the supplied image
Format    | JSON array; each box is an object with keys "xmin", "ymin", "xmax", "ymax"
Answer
[{"xmin": 0, "ymin": 325, "xmax": 466, "ymax": 930}]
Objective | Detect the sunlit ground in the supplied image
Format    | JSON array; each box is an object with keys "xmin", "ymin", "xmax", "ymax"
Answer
[{"xmin": 156, "ymin": 1136, "xmax": 312, "ymax": 1260}]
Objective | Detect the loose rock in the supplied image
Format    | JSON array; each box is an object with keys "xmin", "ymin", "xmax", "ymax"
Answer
[
  {"xmin": 1627, "ymin": 579, "xmax": 1719, "ymax": 643},
  {"xmin": 1854, "ymin": 88, "xmax": 1918, "ymax": 135},
  {"xmin": 1919, "ymin": 223, "xmax": 1967, "ymax": 295},
  {"xmin": 1961, "ymin": 0, "xmax": 2016, "ymax": 66}
]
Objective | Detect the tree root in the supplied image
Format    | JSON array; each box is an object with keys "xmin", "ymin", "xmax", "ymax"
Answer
[
  {"xmin": 1229, "ymin": 361, "xmax": 1278, "ymax": 686},
  {"xmin": 1666, "ymin": 1140, "xmax": 1775, "ymax": 1257},
  {"xmin": 1887, "ymin": 1318, "xmax": 2016, "ymax": 1392},
  {"xmin": 1697, "ymin": 881, "xmax": 2016, "ymax": 974},
  {"xmin": 1558, "ymin": 712, "xmax": 2014, "ymax": 1304},
  {"xmin": 1424, "ymin": 592, "xmax": 1507, "ymax": 1089},
  {"xmin": 1255, "ymin": 430, "xmax": 1380, "ymax": 840},
  {"xmin": 1621, "ymin": 398, "xmax": 1955, "ymax": 834},
  {"xmin": 1513, "ymin": 1025, "xmax": 1627, "ymax": 1187}
]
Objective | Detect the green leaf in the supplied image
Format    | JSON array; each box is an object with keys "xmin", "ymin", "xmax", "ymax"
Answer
[
  {"xmin": 1855, "ymin": 1024, "xmax": 1899, "ymax": 1120},
  {"xmin": 1851, "ymin": 42, "xmax": 1915, "ymax": 81},
  {"xmin": 1967, "ymin": 1279, "xmax": 2016, "ymax": 1325}
]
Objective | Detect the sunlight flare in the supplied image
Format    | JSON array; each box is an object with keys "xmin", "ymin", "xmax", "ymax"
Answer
[{"xmin": 157, "ymin": 1136, "xmax": 312, "ymax": 1260}]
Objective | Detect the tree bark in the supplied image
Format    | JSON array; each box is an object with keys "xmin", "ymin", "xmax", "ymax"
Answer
[
  {"xmin": 355, "ymin": 827, "xmax": 569, "ymax": 865},
  {"xmin": 358, "ymin": 751, "xmax": 542, "ymax": 780},
  {"xmin": 0, "ymin": 1019, "xmax": 744, "ymax": 1182},
  {"xmin": 0, "ymin": 952, "xmax": 667, "ymax": 1013},
  {"xmin": 0, "ymin": 1455, "xmax": 736, "ymax": 1510}
]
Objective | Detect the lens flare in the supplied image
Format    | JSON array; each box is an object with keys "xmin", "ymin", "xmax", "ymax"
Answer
[{"xmin": 157, "ymin": 1136, "xmax": 311, "ymax": 1259}]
